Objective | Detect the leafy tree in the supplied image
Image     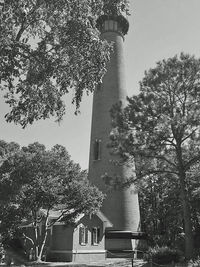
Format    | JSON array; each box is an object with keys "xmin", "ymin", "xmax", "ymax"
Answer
[
  {"xmin": 0, "ymin": 140, "xmax": 20, "ymax": 164},
  {"xmin": 139, "ymin": 162, "xmax": 200, "ymax": 253},
  {"xmin": 139, "ymin": 172, "xmax": 184, "ymax": 248},
  {"xmin": 0, "ymin": 142, "xmax": 104, "ymax": 262},
  {"xmin": 0, "ymin": 0, "xmax": 129, "ymax": 127},
  {"xmin": 110, "ymin": 53, "xmax": 200, "ymax": 259},
  {"xmin": 186, "ymin": 162, "xmax": 200, "ymax": 247}
]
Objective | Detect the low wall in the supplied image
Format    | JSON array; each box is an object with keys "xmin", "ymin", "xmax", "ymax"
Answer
[
  {"xmin": 72, "ymin": 250, "xmax": 106, "ymax": 262},
  {"xmin": 47, "ymin": 250, "xmax": 106, "ymax": 263}
]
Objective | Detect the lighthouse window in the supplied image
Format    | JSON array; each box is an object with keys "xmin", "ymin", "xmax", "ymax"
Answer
[
  {"xmin": 94, "ymin": 139, "xmax": 101, "ymax": 160},
  {"xmin": 109, "ymin": 20, "xmax": 114, "ymax": 30},
  {"xmin": 105, "ymin": 21, "xmax": 109, "ymax": 31},
  {"xmin": 114, "ymin": 21, "xmax": 118, "ymax": 31}
]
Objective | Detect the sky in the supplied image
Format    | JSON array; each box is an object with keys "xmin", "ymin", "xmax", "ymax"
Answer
[{"xmin": 1, "ymin": 0, "xmax": 200, "ymax": 169}]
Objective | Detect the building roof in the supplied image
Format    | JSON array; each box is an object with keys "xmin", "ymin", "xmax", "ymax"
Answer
[
  {"xmin": 95, "ymin": 211, "xmax": 113, "ymax": 228},
  {"xmin": 20, "ymin": 209, "xmax": 113, "ymax": 229}
]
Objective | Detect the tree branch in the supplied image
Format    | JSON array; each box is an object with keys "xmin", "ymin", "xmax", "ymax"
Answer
[
  {"xmin": 181, "ymin": 128, "xmax": 198, "ymax": 144},
  {"xmin": 48, "ymin": 209, "xmax": 74, "ymax": 228},
  {"xmin": 138, "ymin": 169, "xmax": 179, "ymax": 178},
  {"xmin": 155, "ymin": 155, "xmax": 176, "ymax": 168},
  {"xmin": 16, "ymin": 18, "xmax": 27, "ymax": 42},
  {"xmin": 136, "ymin": 152, "xmax": 176, "ymax": 169},
  {"xmin": 184, "ymin": 153, "xmax": 200, "ymax": 171},
  {"xmin": 23, "ymin": 233, "xmax": 34, "ymax": 246}
]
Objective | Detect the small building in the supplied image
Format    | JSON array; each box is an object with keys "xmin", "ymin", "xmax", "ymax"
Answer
[{"xmin": 22, "ymin": 210, "xmax": 113, "ymax": 263}]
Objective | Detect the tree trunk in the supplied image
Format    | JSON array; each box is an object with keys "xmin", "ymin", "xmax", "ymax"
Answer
[
  {"xmin": 176, "ymin": 145, "xmax": 194, "ymax": 259},
  {"xmin": 179, "ymin": 171, "xmax": 194, "ymax": 259},
  {"xmin": 33, "ymin": 225, "xmax": 39, "ymax": 261},
  {"xmin": 37, "ymin": 226, "xmax": 48, "ymax": 262},
  {"xmin": 37, "ymin": 210, "xmax": 50, "ymax": 262}
]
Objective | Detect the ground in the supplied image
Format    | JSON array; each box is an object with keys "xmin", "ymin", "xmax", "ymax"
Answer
[{"xmin": 0, "ymin": 259, "xmax": 144, "ymax": 267}]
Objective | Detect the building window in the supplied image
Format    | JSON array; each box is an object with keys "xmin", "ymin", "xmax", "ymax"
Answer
[
  {"xmin": 79, "ymin": 226, "xmax": 88, "ymax": 245},
  {"xmin": 92, "ymin": 227, "xmax": 100, "ymax": 245},
  {"xmin": 114, "ymin": 21, "xmax": 118, "ymax": 31},
  {"xmin": 94, "ymin": 139, "xmax": 101, "ymax": 160},
  {"xmin": 108, "ymin": 20, "xmax": 114, "ymax": 30}
]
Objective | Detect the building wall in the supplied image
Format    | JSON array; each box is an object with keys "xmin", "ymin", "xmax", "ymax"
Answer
[
  {"xmin": 71, "ymin": 215, "xmax": 106, "ymax": 262},
  {"xmin": 51, "ymin": 225, "xmax": 73, "ymax": 251},
  {"xmin": 73, "ymin": 215, "xmax": 105, "ymax": 251},
  {"xmin": 47, "ymin": 225, "xmax": 74, "ymax": 262},
  {"xmin": 49, "ymin": 215, "xmax": 106, "ymax": 262},
  {"xmin": 72, "ymin": 251, "xmax": 106, "ymax": 263}
]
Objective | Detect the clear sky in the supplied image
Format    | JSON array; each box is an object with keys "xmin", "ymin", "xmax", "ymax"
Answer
[{"xmin": 1, "ymin": 0, "xmax": 200, "ymax": 169}]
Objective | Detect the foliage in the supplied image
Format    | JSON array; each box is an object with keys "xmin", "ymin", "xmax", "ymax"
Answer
[
  {"xmin": 0, "ymin": 240, "xmax": 4, "ymax": 262},
  {"xmin": 0, "ymin": 140, "xmax": 20, "ymax": 164},
  {"xmin": 146, "ymin": 246, "xmax": 183, "ymax": 264},
  {"xmin": 0, "ymin": 0, "xmax": 130, "ymax": 127},
  {"xmin": 139, "ymin": 158, "xmax": 200, "ymax": 251},
  {"xmin": 189, "ymin": 257, "xmax": 200, "ymax": 267},
  {"xmin": 0, "ymin": 141, "xmax": 104, "ymax": 261},
  {"xmin": 110, "ymin": 53, "xmax": 200, "ymax": 259},
  {"xmin": 102, "ymin": 0, "xmax": 130, "ymax": 15},
  {"xmin": 139, "ymin": 173, "xmax": 184, "ymax": 248}
]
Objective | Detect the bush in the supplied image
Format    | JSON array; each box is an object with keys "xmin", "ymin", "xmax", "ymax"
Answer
[
  {"xmin": 0, "ymin": 243, "xmax": 5, "ymax": 263},
  {"xmin": 189, "ymin": 256, "xmax": 200, "ymax": 267},
  {"xmin": 146, "ymin": 246, "xmax": 182, "ymax": 265}
]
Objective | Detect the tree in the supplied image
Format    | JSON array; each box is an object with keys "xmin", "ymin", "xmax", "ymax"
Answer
[
  {"xmin": 186, "ymin": 162, "xmax": 200, "ymax": 247},
  {"xmin": 0, "ymin": 142, "xmax": 104, "ymax": 262},
  {"xmin": 110, "ymin": 53, "xmax": 200, "ymax": 259},
  {"xmin": 0, "ymin": 140, "xmax": 20, "ymax": 164},
  {"xmin": 139, "ymin": 172, "xmax": 184, "ymax": 248},
  {"xmin": 0, "ymin": 0, "xmax": 129, "ymax": 128}
]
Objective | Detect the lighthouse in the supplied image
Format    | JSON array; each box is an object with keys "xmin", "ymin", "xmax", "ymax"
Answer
[{"xmin": 88, "ymin": 13, "xmax": 141, "ymax": 254}]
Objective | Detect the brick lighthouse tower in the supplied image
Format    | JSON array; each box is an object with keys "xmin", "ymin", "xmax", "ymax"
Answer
[{"xmin": 88, "ymin": 13, "xmax": 141, "ymax": 253}]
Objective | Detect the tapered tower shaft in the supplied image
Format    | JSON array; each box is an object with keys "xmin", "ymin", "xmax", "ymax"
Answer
[{"xmin": 88, "ymin": 15, "xmax": 140, "ymax": 251}]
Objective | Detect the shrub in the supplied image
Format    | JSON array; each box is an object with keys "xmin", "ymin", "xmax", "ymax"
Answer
[
  {"xmin": 189, "ymin": 256, "xmax": 200, "ymax": 267},
  {"xmin": 0, "ymin": 244, "xmax": 5, "ymax": 262},
  {"xmin": 146, "ymin": 246, "xmax": 182, "ymax": 265}
]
